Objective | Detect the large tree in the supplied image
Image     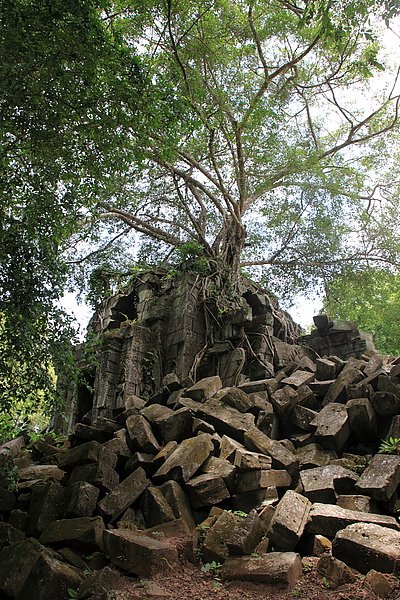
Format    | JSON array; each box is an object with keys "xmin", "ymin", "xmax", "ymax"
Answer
[
  {"xmin": 0, "ymin": 0, "xmax": 150, "ymax": 419},
  {"xmin": 72, "ymin": 0, "xmax": 400, "ymax": 298}
]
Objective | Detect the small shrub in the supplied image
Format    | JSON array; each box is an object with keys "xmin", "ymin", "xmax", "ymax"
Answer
[{"xmin": 379, "ymin": 437, "xmax": 400, "ymax": 454}]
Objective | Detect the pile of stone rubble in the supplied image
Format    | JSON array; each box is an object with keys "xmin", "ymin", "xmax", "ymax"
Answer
[{"xmin": 1, "ymin": 349, "xmax": 400, "ymax": 599}]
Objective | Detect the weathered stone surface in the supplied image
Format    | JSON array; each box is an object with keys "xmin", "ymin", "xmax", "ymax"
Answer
[
  {"xmin": 141, "ymin": 404, "xmax": 192, "ymax": 444},
  {"xmin": 268, "ymin": 490, "xmax": 311, "ymax": 551},
  {"xmin": 19, "ymin": 464, "xmax": 65, "ymax": 482},
  {"xmin": 316, "ymin": 358, "xmax": 337, "ymax": 381},
  {"xmin": 346, "ymin": 397, "xmax": 378, "ymax": 440},
  {"xmin": 103, "ymin": 432, "xmax": 131, "ymax": 459},
  {"xmin": 232, "ymin": 488, "xmax": 272, "ymax": 513},
  {"xmin": 159, "ymin": 480, "xmax": 196, "ymax": 530},
  {"xmin": 300, "ymin": 465, "xmax": 358, "ymax": 504},
  {"xmin": 316, "ymin": 554, "xmax": 357, "ymax": 589},
  {"xmin": 98, "ymin": 467, "xmax": 150, "ymax": 521},
  {"xmin": 56, "ymin": 440, "xmax": 118, "ymax": 470},
  {"xmin": 312, "ymin": 403, "xmax": 351, "ymax": 453},
  {"xmin": 140, "ymin": 486, "xmax": 175, "ymax": 527},
  {"xmin": 290, "ymin": 405, "xmax": 318, "ymax": 432},
  {"xmin": 226, "ymin": 510, "xmax": 263, "ymax": 555},
  {"xmin": 322, "ymin": 366, "xmax": 363, "ymax": 405},
  {"xmin": 153, "ymin": 433, "xmax": 214, "ymax": 483},
  {"xmin": 371, "ymin": 391, "xmax": 400, "ymax": 417},
  {"xmin": 220, "ymin": 552, "xmax": 302, "ymax": 587},
  {"xmin": 180, "ymin": 397, "xmax": 255, "ymax": 443},
  {"xmin": 64, "ymin": 481, "xmax": 100, "ymax": 518},
  {"xmin": 281, "ymin": 370, "xmax": 314, "ymax": 389},
  {"xmin": 17, "ymin": 552, "xmax": 83, "ymax": 600},
  {"xmin": 0, "ymin": 522, "xmax": 25, "ymax": 546},
  {"xmin": 69, "ymin": 461, "xmax": 119, "ymax": 492},
  {"xmin": 186, "ymin": 473, "xmax": 230, "ymax": 508},
  {"xmin": 217, "ymin": 386, "xmax": 255, "ymax": 413},
  {"xmin": 152, "ymin": 440, "xmax": 178, "ymax": 471},
  {"xmin": 0, "ymin": 537, "xmax": 47, "ymax": 598},
  {"xmin": 332, "ymin": 522, "xmax": 400, "ymax": 574},
  {"xmin": 244, "ymin": 427, "xmax": 299, "ymax": 477},
  {"xmin": 336, "ymin": 494, "xmax": 380, "ymax": 513},
  {"xmin": 219, "ymin": 435, "xmax": 244, "ymax": 461},
  {"xmin": 296, "ymin": 444, "xmax": 336, "ymax": 469},
  {"xmin": 239, "ymin": 379, "xmax": 277, "ymax": 395},
  {"xmin": 40, "ymin": 516, "xmax": 105, "ymax": 551},
  {"xmin": 186, "ymin": 376, "xmax": 222, "ymax": 402},
  {"xmin": 103, "ymin": 529, "xmax": 178, "ymax": 576},
  {"xmin": 236, "ymin": 469, "xmax": 290, "ymax": 493},
  {"xmin": 233, "ymin": 448, "xmax": 272, "ymax": 471},
  {"xmin": 200, "ymin": 510, "xmax": 240, "ymax": 563},
  {"xmin": 270, "ymin": 386, "xmax": 299, "ymax": 418},
  {"xmin": 77, "ymin": 566, "xmax": 127, "ymax": 599},
  {"xmin": 125, "ymin": 414, "xmax": 160, "ymax": 453},
  {"xmin": 356, "ymin": 453, "xmax": 400, "ymax": 501},
  {"xmin": 8, "ymin": 509, "xmax": 28, "ymax": 532},
  {"xmin": 72, "ymin": 422, "xmax": 110, "ymax": 443},
  {"xmin": 0, "ymin": 487, "xmax": 15, "ymax": 511},
  {"xmin": 307, "ymin": 503, "xmax": 399, "ymax": 537},
  {"xmin": 363, "ymin": 569, "xmax": 396, "ymax": 598},
  {"xmin": 201, "ymin": 456, "xmax": 236, "ymax": 491},
  {"xmin": 27, "ymin": 480, "xmax": 64, "ymax": 536}
]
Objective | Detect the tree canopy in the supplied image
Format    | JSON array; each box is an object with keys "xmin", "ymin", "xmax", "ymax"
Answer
[{"xmin": 1, "ymin": 0, "xmax": 400, "ymax": 431}]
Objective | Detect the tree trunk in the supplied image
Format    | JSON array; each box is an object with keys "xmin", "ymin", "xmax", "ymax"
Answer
[{"xmin": 214, "ymin": 218, "xmax": 246, "ymax": 277}]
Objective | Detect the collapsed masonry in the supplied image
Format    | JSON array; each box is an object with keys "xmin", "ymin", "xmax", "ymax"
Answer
[{"xmin": 1, "ymin": 270, "xmax": 400, "ymax": 598}]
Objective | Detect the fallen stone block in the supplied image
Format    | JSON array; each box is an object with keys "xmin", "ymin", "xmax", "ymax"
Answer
[
  {"xmin": 0, "ymin": 537, "xmax": 48, "ymax": 598},
  {"xmin": 336, "ymin": 494, "xmax": 380, "ymax": 513},
  {"xmin": 244, "ymin": 426, "xmax": 299, "ymax": 477},
  {"xmin": 140, "ymin": 486, "xmax": 176, "ymax": 526},
  {"xmin": 281, "ymin": 370, "xmax": 314, "ymax": 388},
  {"xmin": 312, "ymin": 403, "xmax": 351, "ymax": 453},
  {"xmin": 216, "ymin": 386, "xmax": 255, "ymax": 412},
  {"xmin": 233, "ymin": 448, "xmax": 272, "ymax": 471},
  {"xmin": 125, "ymin": 414, "xmax": 160, "ymax": 453},
  {"xmin": 306, "ymin": 503, "xmax": 399, "ymax": 537},
  {"xmin": 332, "ymin": 522, "xmax": 400, "ymax": 574},
  {"xmin": 220, "ymin": 552, "xmax": 302, "ymax": 587},
  {"xmin": 186, "ymin": 376, "xmax": 222, "ymax": 402},
  {"xmin": 225, "ymin": 510, "xmax": 263, "ymax": 555},
  {"xmin": 371, "ymin": 391, "xmax": 400, "ymax": 417},
  {"xmin": 200, "ymin": 510, "xmax": 239, "ymax": 563},
  {"xmin": 17, "ymin": 551, "xmax": 83, "ymax": 600},
  {"xmin": 186, "ymin": 473, "xmax": 230, "ymax": 508},
  {"xmin": 316, "ymin": 358, "xmax": 337, "ymax": 381},
  {"xmin": 322, "ymin": 365, "xmax": 363, "ymax": 405},
  {"xmin": 69, "ymin": 461, "xmax": 119, "ymax": 492},
  {"xmin": 238, "ymin": 379, "xmax": 278, "ymax": 395},
  {"xmin": 19, "ymin": 464, "xmax": 65, "ymax": 482},
  {"xmin": 268, "ymin": 490, "xmax": 311, "ymax": 551},
  {"xmin": 39, "ymin": 516, "xmax": 105, "ymax": 551},
  {"xmin": 72, "ymin": 422, "xmax": 110, "ymax": 444},
  {"xmin": 56, "ymin": 440, "xmax": 117, "ymax": 470},
  {"xmin": 98, "ymin": 466, "xmax": 150, "ymax": 521},
  {"xmin": 77, "ymin": 566, "xmax": 127, "ymax": 599},
  {"xmin": 270, "ymin": 386, "xmax": 299, "ymax": 418},
  {"xmin": 316, "ymin": 554, "xmax": 357, "ymax": 589},
  {"xmin": 296, "ymin": 444, "xmax": 336, "ymax": 469},
  {"xmin": 235, "ymin": 469, "xmax": 291, "ymax": 493},
  {"xmin": 153, "ymin": 433, "xmax": 214, "ymax": 483},
  {"xmin": 0, "ymin": 522, "xmax": 25, "ymax": 546},
  {"xmin": 27, "ymin": 480, "xmax": 64, "ymax": 536},
  {"xmin": 363, "ymin": 569, "xmax": 397, "ymax": 599},
  {"xmin": 219, "ymin": 435, "xmax": 244, "ymax": 461},
  {"xmin": 356, "ymin": 453, "xmax": 400, "ymax": 501},
  {"xmin": 159, "ymin": 480, "xmax": 196, "ymax": 530},
  {"xmin": 103, "ymin": 529, "xmax": 178, "ymax": 576},
  {"xmin": 300, "ymin": 465, "xmax": 358, "ymax": 504},
  {"xmin": 152, "ymin": 440, "xmax": 178, "ymax": 471},
  {"xmin": 63, "ymin": 481, "xmax": 100, "ymax": 518},
  {"xmin": 346, "ymin": 397, "xmax": 378, "ymax": 440},
  {"xmin": 180, "ymin": 397, "xmax": 255, "ymax": 443},
  {"xmin": 0, "ymin": 487, "xmax": 15, "ymax": 511},
  {"xmin": 290, "ymin": 405, "xmax": 318, "ymax": 432},
  {"xmin": 201, "ymin": 456, "xmax": 236, "ymax": 491},
  {"xmin": 141, "ymin": 404, "xmax": 192, "ymax": 443}
]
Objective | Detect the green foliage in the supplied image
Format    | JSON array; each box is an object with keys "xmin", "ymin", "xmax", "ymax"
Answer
[
  {"xmin": 201, "ymin": 561, "xmax": 222, "ymax": 573},
  {"xmin": 323, "ymin": 268, "xmax": 400, "ymax": 355},
  {"xmin": 379, "ymin": 437, "xmax": 400, "ymax": 454}
]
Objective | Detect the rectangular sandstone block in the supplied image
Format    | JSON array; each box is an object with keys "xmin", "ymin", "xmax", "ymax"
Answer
[
  {"xmin": 268, "ymin": 490, "xmax": 311, "ymax": 550},
  {"xmin": 307, "ymin": 503, "xmax": 399, "ymax": 537}
]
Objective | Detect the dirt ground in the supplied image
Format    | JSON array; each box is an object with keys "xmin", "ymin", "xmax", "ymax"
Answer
[{"xmin": 119, "ymin": 556, "xmax": 400, "ymax": 600}]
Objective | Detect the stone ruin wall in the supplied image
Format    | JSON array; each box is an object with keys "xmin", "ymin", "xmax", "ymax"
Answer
[{"xmin": 62, "ymin": 270, "xmax": 306, "ymax": 430}]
